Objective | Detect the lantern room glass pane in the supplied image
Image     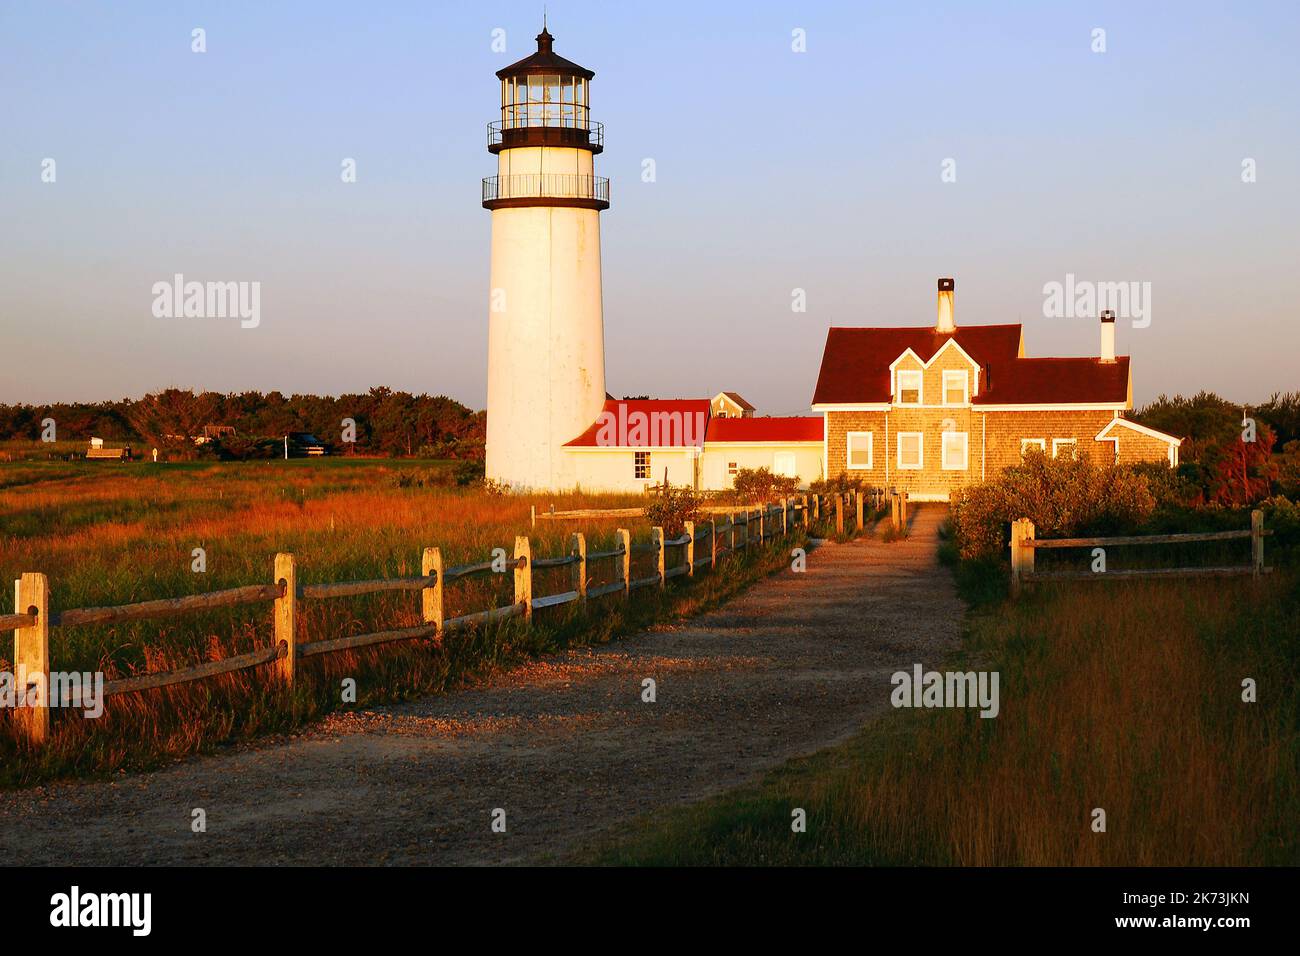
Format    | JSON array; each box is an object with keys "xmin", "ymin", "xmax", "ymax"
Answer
[{"xmin": 500, "ymin": 73, "xmax": 591, "ymax": 129}]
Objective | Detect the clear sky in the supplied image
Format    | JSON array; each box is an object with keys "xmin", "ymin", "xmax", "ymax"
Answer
[{"xmin": 2, "ymin": 0, "xmax": 1297, "ymax": 414}]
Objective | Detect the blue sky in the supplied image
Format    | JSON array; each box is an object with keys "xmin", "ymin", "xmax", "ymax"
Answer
[{"xmin": 2, "ymin": 0, "xmax": 1297, "ymax": 413}]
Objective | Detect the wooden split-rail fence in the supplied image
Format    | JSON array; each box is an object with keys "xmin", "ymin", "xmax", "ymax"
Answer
[
  {"xmin": 3, "ymin": 493, "xmax": 880, "ymax": 748},
  {"xmin": 533, "ymin": 488, "xmax": 906, "ymax": 536},
  {"xmin": 1010, "ymin": 509, "xmax": 1272, "ymax": 597}
]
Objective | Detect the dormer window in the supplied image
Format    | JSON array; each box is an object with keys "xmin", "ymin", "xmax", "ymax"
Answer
[
  {"xmin": 896, "ymin": 370, "xmax": 922, "ymax": 406},
  {"xmin": 942, "ymin": 370, "xmax": 969, "ymax": 406}
]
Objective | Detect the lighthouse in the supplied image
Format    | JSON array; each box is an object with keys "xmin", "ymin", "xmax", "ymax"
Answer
[{"xmin": 483, "ymin": 25, "xmax": 609, "ymax": 489}]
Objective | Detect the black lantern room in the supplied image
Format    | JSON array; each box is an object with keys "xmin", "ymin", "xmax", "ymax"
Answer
[{"xmin": 488, "ymin": 28, "xmax": 603, "ymax": 153}]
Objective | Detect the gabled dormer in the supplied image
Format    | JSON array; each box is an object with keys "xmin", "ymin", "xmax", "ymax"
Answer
[{"xmin": 886, "ymin": 338, "xmax": 982, "ymax": 408}]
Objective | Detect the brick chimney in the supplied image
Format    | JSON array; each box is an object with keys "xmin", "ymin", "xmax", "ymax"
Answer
[
  {"xmin": 936, "ymin": 277, "xmax": 955, "ymax": 333},
  {"xmin": 1100, "ymin": 309, "xmax": 1116, "ymax": 363}
]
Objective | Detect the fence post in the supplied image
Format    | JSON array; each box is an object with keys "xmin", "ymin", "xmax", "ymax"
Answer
[
  {"xmin": 855, "ymin": 490, "xmax": 864, "ymax": 531},
  {"xmin": 514, "ymin": 536, "xmax": 532, "ymax": 619},
  {"xmin": 14, "ymin": 572, "xmax": 49, "ymax": 746},
  {"xmin": 710, "ymin": 518, "xmax": 718, "ymax": 567},
  {"xmin": 530, "ymin": 504, "xmax": 536, "ymax": 529},
  {"xmin": 1010, "ymin": 518, "xmax": 1035, "ymax": 598},
  {"xmin": 782, "ymin": 498, "xmax": 789, "ymax": 535},
  {"xmin": 757, "ymin": 506, "xmax": 765, "ymax": 543},
  {"xmin": 422, "ymin": 547, "xmax": 444, "ymax": 638},
  {"xmin": 901, "ymin": 491, "xmax": 909, "ymax": 529},
  {"xmin": 684, "ymin": 521, "xmax": 695, "ymax": 577},
  {"xmin": 652, "ymin": 527, "xmax": 666, "ymax": 587},
  {"xmin": 813, "ymin": 494, "xmax": 821, "ymax": 523},
  {"xmin": 835, "ymin": 494, "xmax": 844, "ymax": 535},
  {"xmin": 1010, "ymin": 519, "xmax": 1021, "ymax": 597},
  {"xmin": 1251, "ymin": 510, "xmax": 1264, "ymax": 578},
  {"xmin": 274, "ymin": 553, "xmax": 297, "ymax": 687},
  {"xmin": 891, "ymin": 491, "xmax": 900, "ymax": 531},
  {"xmin": 617, "ymin": 528, "xmax": 631, "ymax": 596},
  {"xmin": 571, "ymin": 532, "xmax": 587, "ymax": 602},
  {"xmin": 728, "ymin": 512, "xmax": 736, "ymax": 552},
  {"xmin": 801, "ymin": 494, "xmax": 808, "ymax": 527}
]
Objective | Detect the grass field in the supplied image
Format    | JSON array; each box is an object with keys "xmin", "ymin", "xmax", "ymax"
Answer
[
  {"xmin": 0, "ymin": 458, "xmax": 810, "ymax": 786},
  {"xmin": 585, "ymin": 552, "xmax": 1300, "ymax": 866}
]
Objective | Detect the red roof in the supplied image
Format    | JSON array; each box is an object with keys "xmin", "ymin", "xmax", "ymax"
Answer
[
  {"xmin": 813, "ymin": 326, "xmax": 1021, "ymax": 405},
  {"xmin": 705, "ymin": 416, "xmax": 822, "ymax": 443},
  {"xmin": 977, "ymin": 356, "xmax": 1130, "ymax": 405},
  {"xmin": 564, "ymin": 399, "xmax": 711, "ymax": 447},
  {"xmin": 812, "ymin": 325, "xmax": 1129, "ymax": 406}
]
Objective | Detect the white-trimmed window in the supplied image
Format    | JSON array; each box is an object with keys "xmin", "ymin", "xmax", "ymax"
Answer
[
  {"xmin": 846, "ymin": 431, "xmax": 873, "ymax": 470},
  {"xmin": 634, "ymin": 451, "xmax": 651, "ymax": 479},
  {"xmin": 897, "ymin": 432, "xmax": 923, "ymax": 469},
  {"xmin": 941, "ymin": 431, "xmax": 968, "ymax": 470},
  {"xmin": 1052, "ymin": 438, "xmax": 1078, "ymax": 460},
  {"xmin": 727, "ymin": 460, "xmax": 739, "ymax": 477},
  {"xmin": 942, "ymin": 370, "xmax": 969, "ymax": 406},
  {"xmin": 895, "ymin": 369, "xmax": 922, "ymax": 406},
  {"xmin": 773, "ymin": 452, "xmax": 797, "ymax": 477},
  {"xmin": 1020, "ymin": 438, "xmax": 1046, "ymax": 458}
]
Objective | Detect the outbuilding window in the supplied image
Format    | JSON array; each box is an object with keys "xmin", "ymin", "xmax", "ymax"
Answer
[{"xmin": 634, "ymin": 451, "xmax": 651, "ymax": 479}]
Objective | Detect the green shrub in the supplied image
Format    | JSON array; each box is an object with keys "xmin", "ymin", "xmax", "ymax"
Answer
[
  {"xmin": 730, "ymin": 467, "xmax": 800, "ymax": 504},
  {"xmin": 809, "ymin": 473, "xmax": 875, "ymax": 496},
  {"xmin": 452, "ymin": 459, "xmax": 485, "ymax": 486},
  {"xmin": 645, "ymin": 484, "xmax": 701, "ymax": 538},
  {"xmin": 950, "ymin": 453, "xmax": 1156, "ymax": 559}
]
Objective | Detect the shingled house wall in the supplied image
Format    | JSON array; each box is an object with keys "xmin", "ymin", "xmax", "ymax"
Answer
[
  {"xmin": 824, "ymin": 407, "xmax": 1163, "ymax": 497},
  {"xmin": 1112, "ymin": 427, "xmax": 1177, "ymax": 465}
]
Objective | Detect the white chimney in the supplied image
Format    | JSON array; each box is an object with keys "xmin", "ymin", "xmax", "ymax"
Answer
[
  {"xmin": 1100, "ymin": 309, "xmax": 1116, "ymax": 363},
  {"xmin": 936, "ymin": 277, "xmax": 955, "ymax": 333}
]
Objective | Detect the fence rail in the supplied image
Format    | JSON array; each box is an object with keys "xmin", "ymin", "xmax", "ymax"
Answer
[
  {"xmin": 1010, "ymin": 510, "xmax": 1271, "ymax": 597},
  {"xmin": 530, "ymin": 488, "xmax": 904, "ymax": 533},
  {"xmin": 7, "ymin": 494, "xmax": 878, "ymax": 748}
]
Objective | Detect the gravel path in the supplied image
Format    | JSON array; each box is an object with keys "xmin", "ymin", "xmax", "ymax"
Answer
[{"xmin": 0, "ymin": 505, "xmax": 962, "ymax": 866}]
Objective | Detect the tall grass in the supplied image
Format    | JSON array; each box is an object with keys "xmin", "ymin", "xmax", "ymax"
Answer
[
  {"xmin": 0, "ymin": 460, "xmax": 806, "ymax": 786},
  {"xmin": 588, "ymin": 572, "xmax": 1300, "ymax": 865}
]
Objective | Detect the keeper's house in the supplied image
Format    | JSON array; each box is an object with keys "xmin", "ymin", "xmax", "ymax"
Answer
[{"xmin": 811, "ymin": 278, "xmax": 1182, "ymax": 501}]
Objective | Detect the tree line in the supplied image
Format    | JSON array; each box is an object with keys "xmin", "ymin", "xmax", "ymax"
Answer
[
  {"xmin": 1132, "ymin": 390, "xmax": 1300, "ymax": 505},
  {"xmin": 0, "ymin": 388, "xmax": 485, "ymax": 460}
]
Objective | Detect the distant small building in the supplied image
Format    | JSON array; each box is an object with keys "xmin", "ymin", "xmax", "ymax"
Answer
[
  {"xmin": 89, "ymin": 437, "xmax": 104, "ymax": 449},
  {"xmin": 710, "ymin": 392, "xmax": 755, "ymax": 419}
]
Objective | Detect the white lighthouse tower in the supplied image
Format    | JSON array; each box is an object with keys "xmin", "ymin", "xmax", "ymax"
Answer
[{"xmin": 484, "ymin": 25, "xmax": 609, "ymax": 489}]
